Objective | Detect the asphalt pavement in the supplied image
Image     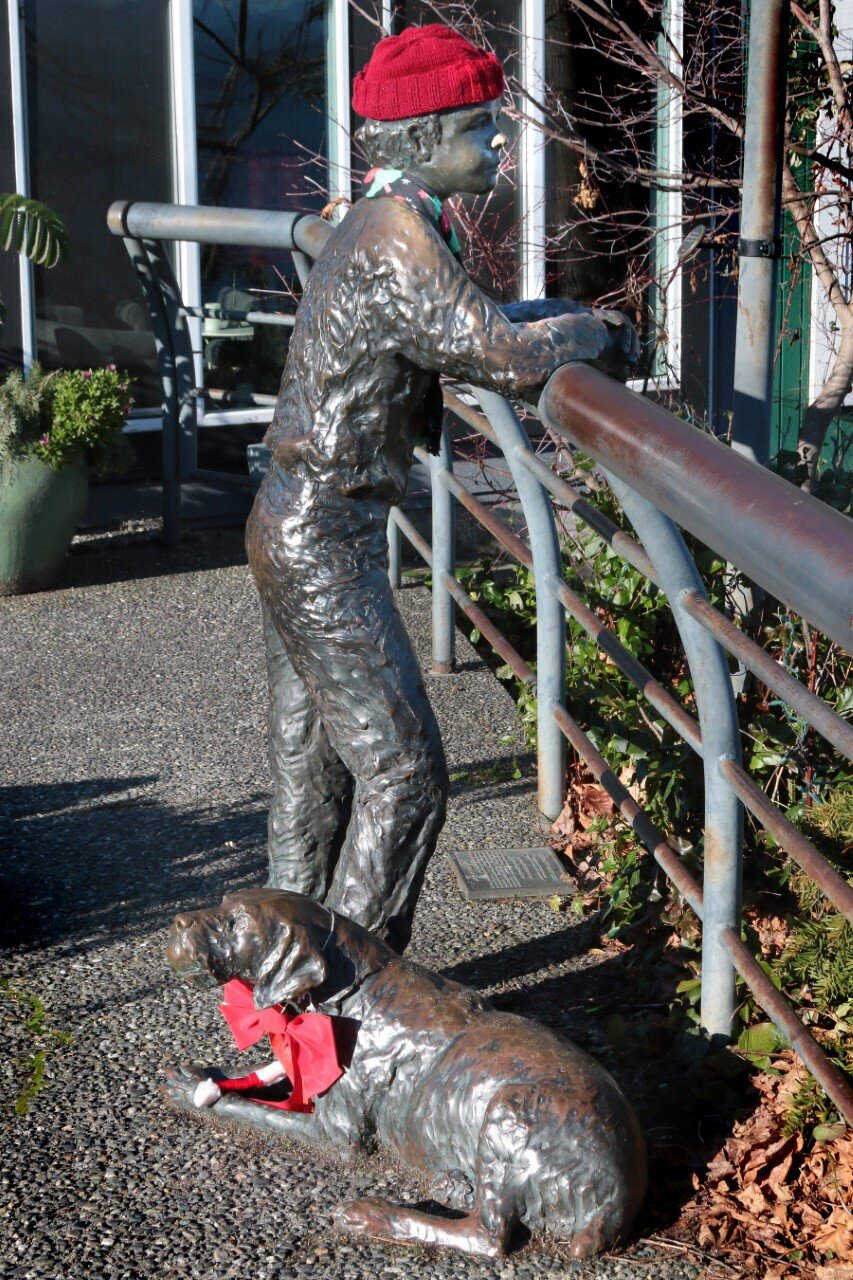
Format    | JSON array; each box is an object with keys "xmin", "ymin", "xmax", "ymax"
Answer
[{"xmin": 0, "ymin": 526, "xmax": 705, "ymax": 1280}]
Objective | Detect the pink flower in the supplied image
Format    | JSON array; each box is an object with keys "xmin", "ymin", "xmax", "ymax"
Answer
[
  {"xmin": 82, "ymin": 370, "xmax": 92, "ymax": 380},
  {"xmin": 122, "ymin": 403, "xmax": 132, "ymax": 415},
  {"xmin": 39, "ymin": 434, "xmax": 49, "ymax": 447},
  {"xmin": 107, "ymin": 363, "xmax": 117, "ymax": 372}
]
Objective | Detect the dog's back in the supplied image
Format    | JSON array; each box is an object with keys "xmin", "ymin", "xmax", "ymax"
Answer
[{"xmin": 334, "ymin": 958, "xmax": 646, "ymax": 1251}]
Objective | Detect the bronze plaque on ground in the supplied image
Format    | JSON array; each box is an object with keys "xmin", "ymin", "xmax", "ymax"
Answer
[{"xmin": 450, "ymin": 846, "xmax": 573, "ymax": 901}]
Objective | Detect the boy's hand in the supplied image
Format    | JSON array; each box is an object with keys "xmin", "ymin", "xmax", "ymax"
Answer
[
  {"xmin": 589, "ymin": 308, "xmax": 639, "ymax": 382},
  {"xmin": 538, "ymin": 308, "xmax": 639, "ymax": 384}
]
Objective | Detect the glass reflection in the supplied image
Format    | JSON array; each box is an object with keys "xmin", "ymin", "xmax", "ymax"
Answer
[
  {"xmin": 194, "ymin": 0, "xmax": 328, "ymax": 407},
  {"xmin": 25, "ymin": 0, "xmax": 172, "ymax": 407}
]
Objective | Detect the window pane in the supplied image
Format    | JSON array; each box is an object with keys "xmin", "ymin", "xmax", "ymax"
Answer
[
  {"xmin": 395, "ymin": 3, "xmax": 521, "ymax": 299},
  {"xmin": 25, "ymin": 0, "xmax": 173, "ymax": 406},
  {"xmin": 194, "ymin": 0, "xmax": 328, "ymax": 408}
]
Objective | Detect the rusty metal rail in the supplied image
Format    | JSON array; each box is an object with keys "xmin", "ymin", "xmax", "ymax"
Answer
[
  {"xmin": 540, "ymin": 365, "xmax": 852, "ymax": 649},
  {"xmin": 398, "ymin": 370, "xmax": 853, "ymax": 1123}
]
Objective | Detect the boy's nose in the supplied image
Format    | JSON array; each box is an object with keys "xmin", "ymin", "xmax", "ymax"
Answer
[{"xmin": 491, "ymin": 133, "xmax": 507, "ymax": 149}]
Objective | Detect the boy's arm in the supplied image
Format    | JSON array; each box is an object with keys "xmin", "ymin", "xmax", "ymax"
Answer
[
  {"xmin": 499, "ymin": 299, "xmax": 586, "ymax": 324},
  {"xmin": 366, "ymin": 205, "xmax": 637, "ymax": 395}
]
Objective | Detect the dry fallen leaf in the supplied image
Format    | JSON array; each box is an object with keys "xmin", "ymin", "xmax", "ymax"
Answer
[
  {"xmin": 745, "ymin": 910, "xmax": 790, "ymax": 959},
  {"xmin": 674, "ymin": 1052, "xmax": 853, "ymax": 1279},
  {"xmin": 573, "ymin": 781, "xmax": 616, "ymax": 830},
  {"xmin": 811, "ymin": 1209, "xmax": 853, "ymax": 1260}
]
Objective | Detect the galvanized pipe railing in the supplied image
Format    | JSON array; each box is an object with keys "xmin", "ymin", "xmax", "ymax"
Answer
[
  {"xmin": 397, "ymin": 371, "xmax": 852, "ymax": 1118},
  {"xmin": 107, "ymin": 201, "xmax": 331, "ymax": 543},
  {"xmin": 107, "ymin": 200, "xmax": 329, "ymax": 259}
]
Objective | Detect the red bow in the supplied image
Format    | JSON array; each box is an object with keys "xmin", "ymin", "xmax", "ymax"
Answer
[{"xmin": 218, "ymin": 978, "xmax": 343, "ymax": 1111}]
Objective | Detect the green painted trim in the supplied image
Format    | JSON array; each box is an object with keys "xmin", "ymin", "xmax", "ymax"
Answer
[{"xmin": 772, "ymin": 213, "xmax": 812, "ymax": 458}]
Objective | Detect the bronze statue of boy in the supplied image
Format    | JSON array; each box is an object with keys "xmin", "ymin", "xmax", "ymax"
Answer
[{"xmin": 246, "ymin": 24, "xmax": 637, "ymax": 952}]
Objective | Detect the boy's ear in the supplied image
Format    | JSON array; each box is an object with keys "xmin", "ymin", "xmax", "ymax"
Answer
[
  {"xmin": 406, "ymin": 118, "xmax": 441, "ymax": 163},
  {"xmin": 253, "ymin": 924, "xmax": 328, "ymax": 1008}
]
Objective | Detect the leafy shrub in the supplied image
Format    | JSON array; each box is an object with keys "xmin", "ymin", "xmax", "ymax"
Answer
[{"xmin": 0, "ymin": 363, "xmax": 133, "ymax": 476}]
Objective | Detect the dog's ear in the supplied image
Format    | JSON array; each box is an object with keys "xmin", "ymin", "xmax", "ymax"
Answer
[{"xmin": 253, "ymin": 924, "xmax": 327, "ymax": 1008}]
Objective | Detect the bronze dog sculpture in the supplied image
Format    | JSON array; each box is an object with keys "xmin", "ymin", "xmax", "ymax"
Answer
[{"xmin": 165, "ymin": 889, "xmax": 646, "ymax": 1258}]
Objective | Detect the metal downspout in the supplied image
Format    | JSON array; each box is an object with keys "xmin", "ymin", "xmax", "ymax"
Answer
[{"xmin": 731, "ymin": 0, "xmax": 790, "ymax": 465}]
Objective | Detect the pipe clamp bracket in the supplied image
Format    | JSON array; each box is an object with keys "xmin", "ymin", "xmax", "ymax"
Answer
[{"xmin": 739, "ymin": 237, "xmax": 782, "ymax": 259}]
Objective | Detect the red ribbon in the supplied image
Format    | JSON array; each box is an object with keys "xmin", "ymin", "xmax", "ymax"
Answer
[{"xmin": 218, "ymin": 978, "xmax": 343, "ymax": 1112}]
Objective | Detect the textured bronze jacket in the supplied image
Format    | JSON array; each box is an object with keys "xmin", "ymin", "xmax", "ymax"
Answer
[{"xmin": 265, "ymin": 196, "xmax": 622, "ymax": 504}]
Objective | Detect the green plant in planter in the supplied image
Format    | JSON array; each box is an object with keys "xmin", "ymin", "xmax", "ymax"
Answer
[
  {"xmin": 0, "ymin": 363, "xmax": 133, "ymax": 594},
  {"xmin": 35, "ymin": 365, "xmax": 134, "ymax": 475},
  {"xmin": 1, "ymin": 362, "xmax": 134, "ymax": 473}
]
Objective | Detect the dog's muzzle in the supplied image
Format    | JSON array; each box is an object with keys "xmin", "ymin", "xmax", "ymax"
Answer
[{"xmin": 166, "ymin": 914, "xmax": 216, "ymax": 981}]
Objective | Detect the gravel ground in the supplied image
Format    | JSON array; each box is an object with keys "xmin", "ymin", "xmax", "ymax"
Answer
[{"xmin": 0, "ymin": 527, "xmax": 707, "ymax": 1280}]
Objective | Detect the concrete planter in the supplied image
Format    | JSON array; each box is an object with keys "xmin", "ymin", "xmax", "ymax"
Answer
[{"xmin": 0, "ymin": 452, "xmax": 88, "ymax": 595}]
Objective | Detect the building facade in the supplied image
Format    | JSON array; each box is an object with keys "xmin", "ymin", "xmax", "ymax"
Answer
[{"xmin": 1, "ymin": 1, "xmax": 847, "ymax": 505}]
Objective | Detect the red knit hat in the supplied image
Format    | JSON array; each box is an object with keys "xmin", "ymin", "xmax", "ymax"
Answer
[{"xmin": 352, "ymin": 24, "xmax": 504, "ymax": 121}]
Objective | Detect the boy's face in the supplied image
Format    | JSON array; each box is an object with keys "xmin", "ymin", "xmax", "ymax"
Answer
[{"xmin": 410, "ymin": 100, "xmax": 505, "ymax": 199}]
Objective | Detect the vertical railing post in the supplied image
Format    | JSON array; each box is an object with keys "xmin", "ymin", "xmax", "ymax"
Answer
[
  {"xmin": 606, "ymin": 475, "xmax": 744, "ymax": 1041},
  {"xmin": 291, "ymin": 250, "xmax": 313, "ymax": 291},
  {"xmin": 140, "ymin": 239, "xmax": 200, "ymax": 525},
  {"xmin": 120, "ymin": 235, "xmax": 182, "ymax": 545},
  {"xmin": 429, "ymin": 424, "xmax": 456, "ymax": 673},
  {"xmin": 474, "ymin": 389, "xmax": 566, "ymax": 820},
  {"xmin": 387, "ymin": 508, "xmax": 402, "ymax": 589}
]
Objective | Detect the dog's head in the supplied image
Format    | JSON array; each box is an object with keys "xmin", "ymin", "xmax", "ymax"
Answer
[
  {"xmin": 166, "ymin": 889, "xmax": 391, "ymax": 1009},
  {"xmin": 166, "ymin": 889, "xmax": 337, "ymax": 1007}
]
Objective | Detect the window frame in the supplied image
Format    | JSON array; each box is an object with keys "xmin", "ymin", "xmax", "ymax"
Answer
[
  {"xmin": 642, "ymin": 0, "xmax": 684, "ymax": 392},
  {"xmin": 5, "ymin": 0, "xmax": 684, "ymax": 416},
  {"xmin": 6, "ymin": 0, "xmax": 37, "ymax": 373}
]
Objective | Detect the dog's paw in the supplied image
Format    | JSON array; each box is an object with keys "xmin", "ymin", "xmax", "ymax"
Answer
[
  {"xmin": 334, "ymin": 1198, "xmax": 396, "ymax": 1238},
  {"xmin": 161, "ymin": 1063, "xmax": 217, "ymax": 1110},
  {"xmin": 429, "ymin": 1169, "xmax": 475, "ymax": 1210},
  {"xmin": 192, "ymin": 1077, "xmax": 223, "ymax": 1108}
]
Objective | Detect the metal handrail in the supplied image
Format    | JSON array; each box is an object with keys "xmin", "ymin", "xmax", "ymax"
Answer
[
  {"xmin": 107, "ymin": 200, "xmax": 329, "ymax": 258},
  {"xmin": 540, "ymin": 364, "xmax": 853, "ymax": 650},
  {"xmin": 407, "ymin": 381, "xmax": 852, "ymax": 1119},
  {"xmin": 107, "ymin": 201, "xmax": 332, "ymax": 543}
]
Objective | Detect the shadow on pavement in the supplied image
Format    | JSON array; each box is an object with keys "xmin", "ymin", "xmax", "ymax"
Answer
[
  {"xmin": 0, "ymin": 774, "xmax": 267, "ymax": 957},
  {"xmin": 55, "ymin": 527, "xmax": 249, "ymax": 593},
  {"xmin": 2, "ymin": 771, "xmax": 747, "ymax": 1246}
]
